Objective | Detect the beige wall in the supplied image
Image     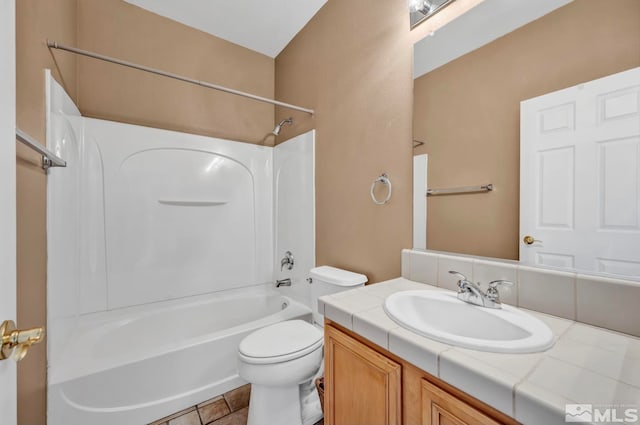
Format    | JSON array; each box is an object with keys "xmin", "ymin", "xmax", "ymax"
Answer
[
  {"xmin": 16, "ymin": 1, "xmax": 78, "ymax": 424},
  {"xmin": 413, "ymin": 0, "xmax": 640, "ymax": 260},
  {"xmin": 16, "ymin": 1, "xmax": 277, "ymax": 423},
  {"xmin": 76, "ymin": 0, "xmax": 275, "ymax": 144},
  {"xmin": 275, "ymin": 0, "xmax": 414, "ymax": 283}
]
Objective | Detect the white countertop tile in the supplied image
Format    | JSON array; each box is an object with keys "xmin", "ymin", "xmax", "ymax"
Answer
[
  {"xmin": 515, "ymin": 381, "xmax": 575, "ymax": 425},
  {"xmin": 439, "ymin": 348, "xmax": 520, "ymax": 416},
  {"xmin": 352, "ymin": 305, "xmax": 399, "ymax": 350},
  {"xmin": 321, "ymin": 290, "xmax": 381, "ymax": 330},
  {"xmin": 388, "ymin": 326, "xmax": 449, "ymax": 376},
  {"xmin": 361, "ymin": 278, "xmax": 436, "ymax": 299},
  {"xmin": 563, "ymin": 323, "xmax": 640, "ymax": 359},
  {"xmin": 452, "ymin": 347, "xmax": 543, "ymax": 381},
  {"xmin": 524, "ymin": 309, "xmax": 574, "ymax": 340},
  {"xmin": 546, "ymin": 337, "xmax": 640, "ymax": 388},
  {"xmin": 526, "ymin": 357, "xmax": 640, "ymax": 405}
]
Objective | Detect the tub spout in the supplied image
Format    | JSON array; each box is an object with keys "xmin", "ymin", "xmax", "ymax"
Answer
[{"xmin": 276, "ymin": 278, "xmax": 292, "ymax": 288}]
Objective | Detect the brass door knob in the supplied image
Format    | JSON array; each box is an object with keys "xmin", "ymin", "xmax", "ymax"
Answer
[
  {"xmin": 523, "ymin": 235, "xmax": 541, "ymax": 245},
  {"xmin": 1, "ymin": 320, "xmax": 44, "ymax": 362}
]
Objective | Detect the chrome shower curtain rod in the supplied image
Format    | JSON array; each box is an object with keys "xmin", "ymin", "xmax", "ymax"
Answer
[{"xmin": 47, "ymin": 40, "xmax": 315, "ymax": 115}]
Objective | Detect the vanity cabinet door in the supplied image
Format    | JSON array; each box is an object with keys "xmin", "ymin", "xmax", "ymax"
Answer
[
  {"xmin": 421, "ymin": 379, "xmax": 502, "ymax": 425},
  {"xmin": 325, "ymin": 324, "xmax": 401, "ymax": 425}
]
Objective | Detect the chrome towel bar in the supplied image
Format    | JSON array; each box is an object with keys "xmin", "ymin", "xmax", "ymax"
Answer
[{"xmin": 427, "ymin": 183, "xmax": 493, "ymax": 196}]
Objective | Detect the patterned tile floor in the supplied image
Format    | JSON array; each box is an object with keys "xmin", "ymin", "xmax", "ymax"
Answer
[
  {"xmin": 148, "ymin": 384, "xmax": 324, "ymax": 425},
  {"xmin": 148, "ymin": 385, "xmax": 250, "ymax": 425}
]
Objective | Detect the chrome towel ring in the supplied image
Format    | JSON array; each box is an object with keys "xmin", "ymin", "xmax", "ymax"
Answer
[{"xmin": 370, "ymin": 173, "xmax": 392, "ymax": 205}]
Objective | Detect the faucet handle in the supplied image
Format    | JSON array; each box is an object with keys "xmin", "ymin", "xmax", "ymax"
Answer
[
  {"xmin": 449, "ymin": 270, "xmax": 469, "ymax": 289},
  {"xmin": 488, "ymin": 279, "xmax": 514, "ymax": 289},
  {"xmin": 486, "ymin": 279, "xmax": 514, "ymax": 302},
  {"xmin": 280, "ymin": 251, "xmax": 294, "ymax": 271}
]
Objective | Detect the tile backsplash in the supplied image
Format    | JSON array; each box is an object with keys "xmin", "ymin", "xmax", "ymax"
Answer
[
  {"xmin": 518, "ymin": 266, "xmax": 575, "ymax": 319},
  {"xmin": 401, "ymin": 249, "xmax": 640, "ymax": 338}
]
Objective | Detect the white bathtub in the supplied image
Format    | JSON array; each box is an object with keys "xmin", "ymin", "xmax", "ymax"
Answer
[{"xmin": 48, "ymin": 285, "xmax": 312, "ymax": 425}]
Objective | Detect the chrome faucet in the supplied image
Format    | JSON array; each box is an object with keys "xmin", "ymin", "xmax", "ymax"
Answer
[
  {"xmin": 280, "ymin": 251, "xmax": 294, "ymax": 271},
  {"xmin": 276, "ymin": 278, "xmax": 292, "ymax": 288},
  {"xmin": 449, "ymin": 271, "xmax": 484, "ymax": 305},
  {"xmin": 448, "ymin": 270, "xmax": 513, "ymax": 309}
]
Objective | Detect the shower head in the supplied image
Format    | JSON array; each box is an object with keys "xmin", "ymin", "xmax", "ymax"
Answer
[{"xmin": 272, "ymin": 117, "xmax": 293, "ymax": 135}]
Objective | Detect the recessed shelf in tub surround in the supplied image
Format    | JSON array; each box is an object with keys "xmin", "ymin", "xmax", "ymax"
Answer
[
  {"xmin": 157, "ymin": 200, "xmax": 229, "ymax": 206},
  {"xmin": 319, "ymin": 278, "xmax": 640, "ymax": 423}
]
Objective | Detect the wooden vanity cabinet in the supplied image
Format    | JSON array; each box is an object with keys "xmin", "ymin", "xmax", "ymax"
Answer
[
  {"xmin": 324, "ymin": 322, "xmax": 519, "ymax": 425},
  {"xmin": 420, "ymin": 379, "xmax": 502, "ymax": 425},
  {"xmin": 324, "ymin": 323, "xmax": 402, "ymax": 425}
]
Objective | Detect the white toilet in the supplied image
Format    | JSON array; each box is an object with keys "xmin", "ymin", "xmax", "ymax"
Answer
[{"xmin": 237, "ymin": 266, "xmax": 367, "ymax": 425}]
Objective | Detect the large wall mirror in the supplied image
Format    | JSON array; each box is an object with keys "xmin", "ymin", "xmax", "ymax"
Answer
[{"xmin": 412, "ymin": 0, "xmax": 640, "ymax": 279}]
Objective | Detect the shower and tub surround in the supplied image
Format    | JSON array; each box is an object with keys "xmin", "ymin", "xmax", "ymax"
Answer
[{"xmin": 45, "ymin": 73, "xmax": 316, "ymax": 425}]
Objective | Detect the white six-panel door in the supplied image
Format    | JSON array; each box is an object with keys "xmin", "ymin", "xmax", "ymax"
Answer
[
  {"xmin": 0, "ymin": 0, "xmax": 17, "ymax": 423},
  {"xmin": 521, "ymin": 67, "xmax": 640, "ymax": 278}
]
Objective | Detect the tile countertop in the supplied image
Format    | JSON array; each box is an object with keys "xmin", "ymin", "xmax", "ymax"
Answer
[{"xmin": 318, "ymin": 278, "xmax": 640, "ymax": 425}]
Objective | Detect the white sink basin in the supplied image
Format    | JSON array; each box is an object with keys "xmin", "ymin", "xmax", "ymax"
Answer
[{"xmin": 384, "ymin": 290, "xmax": 554, "ymax": 353}]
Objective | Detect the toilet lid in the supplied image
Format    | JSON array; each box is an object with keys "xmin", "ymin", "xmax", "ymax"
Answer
[{"xmin": 238, "ymin": 320, "xmax": 323, "ymax": 364}]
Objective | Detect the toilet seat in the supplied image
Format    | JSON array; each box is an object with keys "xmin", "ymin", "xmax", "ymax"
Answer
[{"xmin": 239, "ymin": 320, "xmax": 323, "ymax": 365}]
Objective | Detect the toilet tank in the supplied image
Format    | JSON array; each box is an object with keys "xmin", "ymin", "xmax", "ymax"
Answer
[{"xmin": 309, "ymin": 266, "xmax": 368, "ymax": 326}]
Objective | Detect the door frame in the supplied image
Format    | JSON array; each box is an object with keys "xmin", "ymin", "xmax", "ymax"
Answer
[{"xmin": 0, "ymin": 0, "xmax": 17, "ymax": 423}]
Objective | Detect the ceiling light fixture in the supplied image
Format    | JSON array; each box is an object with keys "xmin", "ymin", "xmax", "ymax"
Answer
[
  {"xmin": 408, "ymin": 0, "xmax": 456, "ymax": 29},
  {"xmin": 408, "ymin": 0, "xmax": 425, "ymax": 13},
  {"xmin": 408, "ymin": 0, "xmax": 433, "ymax": 14}
]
